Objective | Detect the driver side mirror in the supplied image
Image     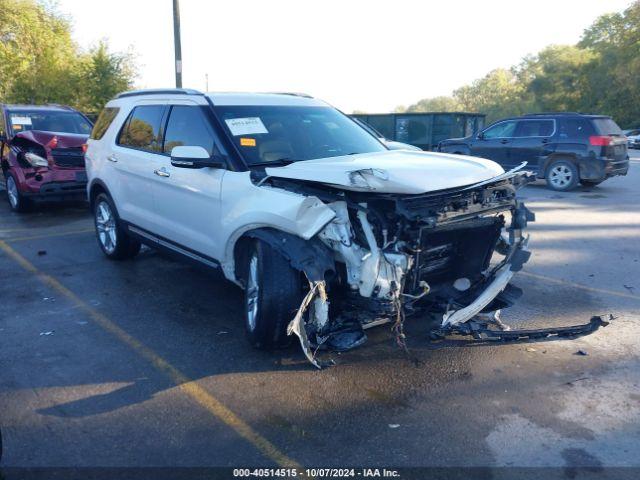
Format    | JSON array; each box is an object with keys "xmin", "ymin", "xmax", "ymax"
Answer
[
  {"xmin": 170, "ymin": 146, "xmax": 226, "ymax": 169},
  {"xmin": 476, "ymin": 132, "xmax": 485, "ymax": 140}
]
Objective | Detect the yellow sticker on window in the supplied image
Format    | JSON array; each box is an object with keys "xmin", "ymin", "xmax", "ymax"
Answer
[{"xmin": 240, "ymin": 137, "xmax": 256, "ymax": 147}]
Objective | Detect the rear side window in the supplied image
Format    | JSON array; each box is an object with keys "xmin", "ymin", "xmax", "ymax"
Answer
[
  {"xmin": 515, "ymin": 120, "xmax": 554, "ymax": 137},
  {"xmin": 90, "ymin": 107, "xmax": 120, "ymax": 140},
  {"xmin": 592, "ymin": 118, "xmax": 623, "ymax": 136},
  {"xmin": 558, "ymin": 118, "xmax": 594, "ymax": 138},
  {"xmin": 163, "ymin": 106, "xmax": 216, "ymax": 155},
  {"xmin": 117, "ymin": 105, "xmax": 165, "ymax": 152}
]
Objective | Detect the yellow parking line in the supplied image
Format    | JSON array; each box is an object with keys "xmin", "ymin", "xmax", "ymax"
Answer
[
  {"xmin": 0, "ymin": 239, "xmax": 299, "ymax": 468},
  {"xmin": 521, "ymin": 271, "xmax": 639, "ymax": 301},
  {"xmin": 4, "ymin": 228, "xmax": 94, "ymax": 242}
]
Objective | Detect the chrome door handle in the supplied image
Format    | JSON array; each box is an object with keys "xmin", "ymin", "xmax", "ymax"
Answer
[
  {"xmin": 107, "ymin": 154, "xmax": 118, "ymax": 163},
  {"xmin": 154, "ymin": 167, "xmax": 170, "ymax": 178}
]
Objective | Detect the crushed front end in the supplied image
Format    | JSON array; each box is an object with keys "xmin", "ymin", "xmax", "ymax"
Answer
[{"xmin": 267, "ymin": 168, "xmax": 540, "ymax": 367}]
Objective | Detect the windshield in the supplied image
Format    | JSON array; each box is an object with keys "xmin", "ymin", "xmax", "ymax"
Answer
[
  {"xmin": 8, "ymin": 110, "xmax": 93, "ymax": 136},
  {"xmin": 592, "ymin": 118, "xmax": 623, "ymax": 136},
  {"xmin": 214, "ymin": 105, "xmax": 387, "ymax": 166}
]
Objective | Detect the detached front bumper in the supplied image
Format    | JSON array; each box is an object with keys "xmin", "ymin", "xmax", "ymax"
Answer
[{"xmin": 441, "ymin": 233, "xmax": 531, "ymax": 328}]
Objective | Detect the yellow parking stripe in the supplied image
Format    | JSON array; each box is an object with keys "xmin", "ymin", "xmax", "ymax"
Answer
[
  {"xmin": 521, "ymin": 271, "xmax": 639, "ymax": 301},
  {"xmin": 0, "ymin": 239, "xmax": 300, "ymax": 468},
  {"xmin": 4, "ymin": 228, "xmax": 94, "ymax": 242}
]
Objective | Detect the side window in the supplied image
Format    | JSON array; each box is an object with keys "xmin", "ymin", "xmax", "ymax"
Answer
[
  {"xmin": 482, "ymin": 121, "xmax": 517, "ymax": 139},
  {"xmin": 163, "ymin": 106, "xmax": 216, "ymax": 155},
  {"xmin": 515, "ymin": 120, "xmax": 554, "ymax": 137},
  {"xmin": 558, "ymin": 118, "xmax": 594, "ymax": 138},
  {"xmin": 117, "ymin": 105, "xmax": 165, "ymax": 152},
  {"xmin": 90, "ymin": 107, "xmax": 120, "ymax": 140}
]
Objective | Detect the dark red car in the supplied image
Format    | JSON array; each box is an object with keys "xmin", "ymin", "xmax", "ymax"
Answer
[{"xmin": 0, "ymin": 104, "xmax": 93, "ymax": 211}]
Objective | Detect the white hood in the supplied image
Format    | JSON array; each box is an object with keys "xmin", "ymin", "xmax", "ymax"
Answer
[{"xmin": 264, "ymin": 150, "xmax": 505, "ymax": 194}]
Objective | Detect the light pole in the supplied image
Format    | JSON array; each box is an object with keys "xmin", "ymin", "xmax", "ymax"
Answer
[{"xmin": 172, "ymin": 0, "xmax": 183, "ymax": 88}]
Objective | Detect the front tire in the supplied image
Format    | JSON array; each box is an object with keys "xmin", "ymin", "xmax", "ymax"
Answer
[
  {"xmin": 546, "ymin": 159, "xmax": 579, "ymax": 191},
  {"xmin": 243, "ymin": 239, "xmax": 302, "ymax": 349},
  {"xmin": 93, "ymin": 193, "xmax": 141, "ymax": 260},
  {"xmin": 5, "ymin": 172, "xmax": 31, "ymax": 212}
]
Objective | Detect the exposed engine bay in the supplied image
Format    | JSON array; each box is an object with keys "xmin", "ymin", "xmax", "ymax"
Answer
[{"xmin": 250, "ymin": 166, "xmax": 546, "ymax": 368}]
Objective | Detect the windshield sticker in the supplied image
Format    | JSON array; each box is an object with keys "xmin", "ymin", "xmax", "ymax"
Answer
[
  {"xmin": 240, "ymin": 137, "xmax": 256, "ymax": 147},
  {"xmin": 225, "ymin": 117, "xmax": 268, "ymax": 136},
  {"xmin": 11, "ymin": 116, "xmax": 32, "ymax": 126}
]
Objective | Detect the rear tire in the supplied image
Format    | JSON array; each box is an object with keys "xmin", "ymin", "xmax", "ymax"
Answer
[
  {"xmin": 243, "ymin": 239, "xmax": 302, "ymax": 349},
  {"xmin": 546, "ymin": 159, "xmax": 579, "ymax": 191},
  {"xmin": 93, "ymin": 193, "xmax": 141, "ymax": 260},
  {"xmin": 5, "ymin": 172, "xmax": 31, "ymax": 212},
  {"xmin": 580, "ymin": 179, "xmax": 604, "ymax": 188}
]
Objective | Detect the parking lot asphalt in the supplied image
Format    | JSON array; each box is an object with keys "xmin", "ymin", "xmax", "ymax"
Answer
[{"xmin": 1, "ymin": 152, "xmax": 639, "ymax": 472}]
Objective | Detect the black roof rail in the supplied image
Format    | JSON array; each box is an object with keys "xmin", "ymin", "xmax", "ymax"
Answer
[
  {"xmin": 522, "ymin": 112, "xmax": 582, "ymax": 116},
  {"xmin": 117, "ymin": 88, "xmax": 204, "ymax": 99}
]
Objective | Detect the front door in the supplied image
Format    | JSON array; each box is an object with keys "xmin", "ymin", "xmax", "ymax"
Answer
[
  {"xmin": 470, "ymin": 120, "xmax": 518, "ymax": 167},
  {"xmin": 149, "ymin": 103, "xmax": 227, "ymax": 260},
  {"xmin": 509, "ymin": 119, "xmax": 556, "ymax": 172}
]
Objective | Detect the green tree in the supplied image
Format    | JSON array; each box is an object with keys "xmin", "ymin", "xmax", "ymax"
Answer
[
  {"xmin": 0, "ymin": 0, "xmax": 136, "ymax": 111},
  {"xmin": 453, "ymin": 68, "xmax": 532, "ymax": 122},
  {"xmin": 405, "ymin": 96, "xmax": 462, "ymax": 113},
  {"xmin": 0, "ymin": 0, "xmax": 77, "ymax": 103},
  {"xmin": 520, "ymin": 45, "xmax": 596, "ymax": 113},
  {"xmin": 396, "ymin": 1, "xmax": 640, "ymax": 127},
  {"xmin": 75, "ymin": 41, "xmax": 136, "ymax": 112},
  {"xmin": 579, "ymin": 2, "xmax": 640, "ymax": 127}
]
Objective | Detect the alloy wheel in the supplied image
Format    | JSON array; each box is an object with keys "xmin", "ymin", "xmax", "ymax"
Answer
[
  {"xmin": 6, "ymin": 176, "xmax": 19, "ymax": 209},
  {"xmin": 246, "ymin": 252, "xmax": 260, "ymax": 332},
  {"xmin": 95, "ymin": 201, "xmax": 117, "ymax": 254},
  {"xmin": 549, "ymin": 164, "xmax": 573, "ymax": 188}
]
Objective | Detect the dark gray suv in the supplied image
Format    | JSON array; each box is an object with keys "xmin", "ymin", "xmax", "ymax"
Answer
[{"xmin": 438, "ymin": 113, "xmax": 629, "ymax": 191}]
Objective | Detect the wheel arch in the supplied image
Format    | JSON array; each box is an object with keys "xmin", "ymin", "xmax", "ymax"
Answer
[
  {"xmin": 88, "ymin": 179, "xmax": 113, "ymax": 211},
  {"xmin": 542, "ymin": 153, "xmax": 579, "ymax": 178},
  {"xmin": 228, "ymin": 227, "xmax": 335, "ymax": 287}
]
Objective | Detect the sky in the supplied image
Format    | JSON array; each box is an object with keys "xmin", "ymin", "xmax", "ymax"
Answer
[{"xmin": 57, "ymin": 0, "xmax": 632, "ymax": 113}]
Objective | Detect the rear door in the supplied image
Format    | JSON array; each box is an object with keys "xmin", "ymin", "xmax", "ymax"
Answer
[
  {"xmin": 470, "ymin": 120, "xmax": 517, "ymax": 166},
  {"xmin": 109, "ymin": 104, "xmax": 167, "ymax": 231},
  {"xmin": 149, "ymin": 102, "xmax": 227, "ymax": 259},
  {"xmin": 509, "ymin": 119, "xmax": 556, "ymax": 172}
]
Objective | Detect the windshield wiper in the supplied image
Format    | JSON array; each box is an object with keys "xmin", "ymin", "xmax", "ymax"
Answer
[{"xmin": 250, "ymin": 158, "xmax": 296, "ymax": 167}]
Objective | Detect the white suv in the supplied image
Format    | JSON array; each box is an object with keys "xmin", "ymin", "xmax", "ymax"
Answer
[{"xmin": 86, "ymin": 89, "xmax": 534, "ymax": 367}]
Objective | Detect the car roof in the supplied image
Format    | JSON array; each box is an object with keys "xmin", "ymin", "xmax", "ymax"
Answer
[
  {"xmin": 207, "ymin": 92, "xmax": 328, "ymax": 107},
  {"xmin": 111, "ymin": 89, "xmax": 329, "ymax": 108},
  {"xmin": 519, "ymin": 112, "xmax": 611, "ymax": 120}
]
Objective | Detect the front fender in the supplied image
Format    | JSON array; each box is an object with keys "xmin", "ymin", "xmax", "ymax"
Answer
[{"xmin": 219, "ymin": 172, "xmax": 336, "ymax": 282}]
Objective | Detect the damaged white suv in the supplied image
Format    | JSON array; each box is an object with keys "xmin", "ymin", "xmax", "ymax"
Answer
[{"xmin": 86, "ymin": 89, "xmax": 538, "ymax": 367}]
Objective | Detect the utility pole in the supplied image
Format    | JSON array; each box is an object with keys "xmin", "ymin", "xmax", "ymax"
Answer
[
  {"xmin": 172, "ymin": 0, "xmax": 183, "ymax": 88},
  {"xmin": 205, "ymin": 73, "xmax": 209, "ymax": 91}
]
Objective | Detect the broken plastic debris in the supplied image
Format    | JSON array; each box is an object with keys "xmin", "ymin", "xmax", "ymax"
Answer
[
  {"xmin": 216, "ymin": 330, "xmax": 229, "ymax": 335},
  {"xmin": 39, "ymin": 331, "xmax": 54, "ymax": 336},
  {"xmin": 574, "ymin": 350, "xmax": 589, "ymax": 356},
  {"xmin": 388, "ymin": 424, "xmax": 400, "ymax": 429},
  {"xmin": 525, "ymin": 347, "xmax": 537, "ymax": 352}
]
